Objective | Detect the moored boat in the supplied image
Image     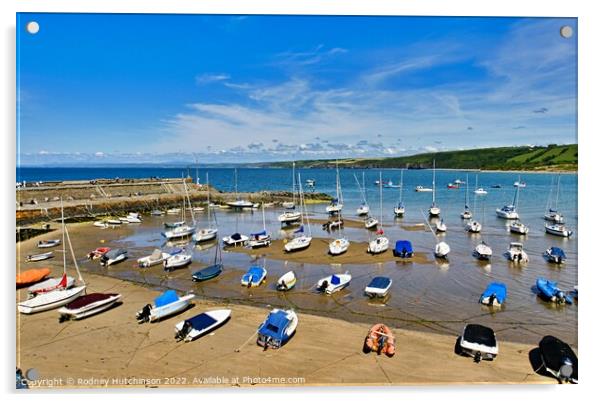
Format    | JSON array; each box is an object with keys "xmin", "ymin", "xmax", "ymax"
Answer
[
  {"xmin": 163, "ymin": 253, "xmax": 192, "ymax": 271},
  {"xmin": 241, "ymin": 265, "xmax": 267, "ymax": 287},
  {"xmin": 223, "ymin": 232, "xmax": 249, "ymax": 247},
  {"xmin": 509, "ymin": 220, "xmax": 529, "ymax": 235},
  {"xmin": 37, "ymin": 239, "xmax": 61, "ymax": 249},
  {"xmin": 545, "ymin": 223, "xmax": 573, "ymax": 237},
  {"xmin": 276, "ymin": 271, "xmax": 297, "ymax": 291},
  {"xmin": 58, "ymin": 293, "xmax": 122, "ymax": 322},
  {"xmin": 393, "ymin": 240, "xmax": 413, "ymax": 258},
  {"xmin": 505, "ymin": 242, "xmax": 529, "ymax": 263},
  {"xmin": 536, "ymin": 278, "xmax": 573, "ymax": 304},
  {"xmin": 137, "ymin": 249, "xmax": 171, "ymax": 268},
  {"xmin": 174, "ymin": 309, "xmax": 231, "ymax": 342},
  {"xmin": 473, "ymin": 241, "xmax": 493, "ymax": 260},
  {"xmin": 100, "ymin": 248, "xmax": 128, "ymax": 266},
  {"xmin": 136, "ymin": 290, "xmax": 195, "ymax": 323},
  {"xmin": 329, "ymin": 237, "xmax": 350, "ymax": 255},
  {"xmin": 256, "ymin": 309, "xmax": 298, "ymax": 349},
  {"xmin": 364, "ymin": 277, "xmax": 392, "ymax": 298},
  {"xmin": 479, "ymin": 282, "xmax": 507, "ymax": 307},
  {"xmin": 316, "ymin": 273, "xmax": 351, "ymax": 294},
  {"xmin": 544, "ymin": 247, "xmax": 566, "ymax": 264}
]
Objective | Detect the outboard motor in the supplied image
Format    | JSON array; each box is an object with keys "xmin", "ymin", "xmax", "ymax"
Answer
[
  {"xmin": 559, "ymin": 359, "xmax": 574, "ymax": 383},
  {"xmin": 487, "ymin": 293, "xmax": 496, "ymax": 307},
  {"xmin": 175, "ymin": 320, "xmax": 192, "ymax": 342},
  {"xmin": 474, "ymin": 351, "xmax": 482, "ymax": 363},
  {"xmin": 318, "ymin": 280, "xmax": 329, "ymax": 292},
  {"xmin": 136, "ymin": 304, "xmax": 152, "ymax": 323}
]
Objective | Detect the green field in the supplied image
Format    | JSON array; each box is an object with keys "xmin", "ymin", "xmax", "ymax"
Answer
[{"xmin": 264, "ymin": 144, "xmax": 577, "ymax": 171}]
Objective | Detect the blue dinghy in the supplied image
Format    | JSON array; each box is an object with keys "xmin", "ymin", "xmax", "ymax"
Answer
[
  {"xmin": 192, "ymin": 264, "xmax": 223, "ymax": 282},
  {"xmin": 256, "ymin": 309, "xmax": 298, "ymax": 349},
  {"xmin": 393, "ymin": 240, "xmax": 413, "ymax": 258},
  {"xmin": 479, "ymin": 282, "xmax": 507, "ymax": 307},
  {"xmin": 241, "ymin": 265, "xmax": 267, "ymax": 287},
  {"xmin": 536, "ymin": 278, "xmax": 573, "ymax": 304},
  {"xmin": 544, "ymin": 247, "xmax": 566, "ymax": 264}
]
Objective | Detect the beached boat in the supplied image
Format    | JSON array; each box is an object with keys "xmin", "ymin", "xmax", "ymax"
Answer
[
  {"xmin": 58, "ymin": 293, "xmax": 122, "ymax": 322},
  {"xmin": 164, "ymin": 253, "xmax": 192, "ymax": 271},
  {"xmin": 465, "ymin": 220, "xmax": 482, "ymax": 233},
  {"xmin": 537, "ymin": 335, "xmax": 578, "ymax": 384},
  {"xmin": 26, "ymin": 251, "xmax": 53, "ymax": 262},
  {"xmin": 164, "ymin": 181, "xmax": 197, "ymax": 239},
  {"xmin": 241, "ymin": 265, "xmax": 267, "ymax": 287},
  {"xmin": 428, "ymin": 160, "xmax": 441, "ymax": 217},
  {"xmin": 284, "ymin": 175, "xmax": 313, "ymax": 252},
  {"xmin": 174, "ymin": 309, "xmax": 231, "ymax": 342},
  {"xmin": 363, "ymin": 324, "xmax": 395, "ymax": 357},
  {"xmin": 86, "ymin": 247, "xmax": 110, "ymax": 260},
  {"xmin": 192, "ymin": 243, "xmax": 223, "ymax": 282},
  {"xmin": 473, "ymin": 241, "xmax": 493, "ymax": 260},
  {"xmin": 393, "ymin": 170, "xmax": 405, "ymax": 217},
  {"xmin": 393, "ymin": 240, "xmax": 413, "ymax": 258},
  {"xmin": 458, "ymin": 324, "xmax": 498, "ymax": 362},
  {"xmin": 544, "ymin": 247, "xmax": 566, "ymax": 264},
  {"xmin": 223, "ymin": 232, "xmax": 249, "ymax": 247},
  {"xmin": 248, "ymin": 204, "xmax": 271, "ymax": 248},
  {"xmin": 496, "ymin": 181, "xmax": 521, "ymax": 219},
  {"xmin": 16, "ymin": 268, "xmax": 51, "ymax": 287},
  {"xmin": 164, "ymin": 220, "xmax": 185, "ymax": 228},
  {"xmin": 536, "ymin": 278, "xmax": 573, "ymax": 304},
  {"xmin": 505, "ymin": 242, "xmax": 529, "ymax": 263},
  {"xmin": 509, "ymin": 220, "xmax": 529, "ymax": 235},
  {"xmin": 163, "ymin": 224, "xmax": 195, "ymax": 239},
  {"xmin": 256, "ymin": 309, "xmax": 298, "ymax": 349},
  {"xmin": 137, "ymin": 249, "xmax": 171, "ymax": 268},
  {"xmin": 364, "ymin": 277, "xmax": 392, "ymax": 298},
  {"xmin": 106, "ymin": 218, "xmax": 122, "ymax": 225},
  {"xmin": 124, "ymin": 212, "xmax": 142, "ymax": 223},
  {"xmin": 354, "ymin": 172, "xmax": 370, "ymax": 216},
  {"xmin": 276, "ymin": 271, "xmax": 297, "ymax": 291},
  {"xmin": 316, "ymin": 273, "xmax": 351, "ymax": 294},
  {"xmin": 422, "ymin": 211, "xmax": 450, "ymax": 259},
  {"xmin": 278, "ymin": 210, "xmax": 302, "ymax": 224},
  {"xmin": 545, "ymin": 223, "xmax": 573, "ymax": 237},
  {"xmin": 93, "ymin": 221, "xmax": 109, "ymax": 228},
  {"xmin": 461, "ymin": 174, "xmax": 472, "ymax": 219},
  {"xmin": 37, "ymin": 239, "xmax": 61, "ymax": 249},
  {"xmin": 364, "ymin": 216, "xmax": 378, "ymax": 229},
  {"xmin": 329, "ymin": 237, "xmax": 350, "ymax": 255},
  {"xmin": 479, "ymin": 282, "xmax": 507, "ymax": 307},
  {"xmin": 368, "ymin": 172, "xmax": 389, "ymax": 255},
  {"xmin": 436, "ymin": 220, "xmax": 447, "ymax": 232},
  {"xmin": 193, "ymin": 172, "xmax": 219, "ymax": 243},
  {"xmin": 325, "ymin": 161, "xmax": 344, "ymax": 214},
  {"xmin": 100, "ymin": 248, "xmax": 128, "ymax": 266},
  {"xmin": 136, "ymin": 290, "xmax": 195, "ymax": 323}
]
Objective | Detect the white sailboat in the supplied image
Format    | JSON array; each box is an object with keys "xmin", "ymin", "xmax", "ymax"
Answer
[
  {"xmin": 496, "ymin": 179, "xmax": 520, "ymax": 219},
  {"xmin": 329, "ymin": 196, "xmax": 350, "ymax": 255},
  {"xmin": 163, "ymin": 180, "xmax": 195, "ymax": 239},
  {"xmin": 226, "ymin": 168, "xmax": 254, "ymax": 209},
  {"xmin": 461, "ymin": 173, "xmax": 473, "ymax": 219},
  {"xmin": 282, "ymin": 161, "xmax": 296, "ymax": 209},
  {"xmin": 422, "ymin": 211, "xmax": 450, "ymax": 259},
  {"xmin": 355, "ymin": 172, "xmax": 370, "ymax": 216},
  {"xmin": 367, "ymin": 172, "xmax": 389, "ymax": 254},
  {"xmin": 393, "ymin": 169, "xmax": 405, "ymax": 217},
  {"xmin": 18, "ymin": 200, "xmax": 87, "ymax": 314},
  {"xmin": 473, "ymin": 201, "xmax": 492, "ymax": 260},
  {"xmin": 249, "ymin": 203, "xmax": 272, "ymax": 248},
  {"xmin": 543, "ymin": 175, "xmax": 565, "ymax": 223},
  {"xmin": 278, "ymin": 164, "xmax": 302, "ymax": 224},
  {"xmin": 473, "ymin": 175, "xmax": 488, "ymax": 195},
  {"xmin": 284, "ymin": 174, "xmax": 313, "ymax": 252},
  {"xmin": 465, "ymin": 176, "xmax": 482, "ymax": 233},
  {"xmin": 428, "ymin": 159, "xmax": 441, "ymax": 217},
  {"xmin": 325, "ymin": 161, "xmax": 344, "ymax": 214},
  {"xmin": 193, "ymin": 172, "xmax": 218, "ymax": 243}
]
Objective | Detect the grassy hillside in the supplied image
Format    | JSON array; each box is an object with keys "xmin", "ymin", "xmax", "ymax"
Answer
[{"xmin": 265, "ymin": 144, "xmax": 577, "ymax": 171}]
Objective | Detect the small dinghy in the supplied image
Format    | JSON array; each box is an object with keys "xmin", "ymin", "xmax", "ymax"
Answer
[
  {"xmin": 192, "ymin": 263, "xmax": 223, "ymax": 282},
  {"xmin": 473, "ymin": 241, "xmax": 492, "ymax": 260},
  {"xmin": 509, "ymin": 220, "xmax": 529, "ymax": 235},
  {"xmin": 364, "ymin": 217, "xmax": 378, "ymax": 229},
  {"xmin": 87, "ymin": 247, "xmax": 110, "ymax": 260},
  {"xmin": 537, "ymin": 335, "xmax": 578, "ymax": 384},
  {"xmin": 241, "ymin": 265, "xmax": 267, "ymax": 287},
  {"xmin": 364, "ymin": 277, "xmax": 392, "ymax": 298},
  {"xmin": 137, "ymin": 249, "xmax": 171, "ymax": 268},
  {"xmin": 174, "ymin": 309, "xmax": 231, "ymax": 342},
  {"xmin": 166, "ymin": 208, "xmax": 181, "ymax": 215},
  {"xmin": 223, "ymin": 232, "xmax": 249, "ymax": 247},
  {"xmin": 276, "ymin": 271, "xmax": 297, "ymax": 291},
  {"xmin": 136, "ymin": 290, "xmax": 195, "ymax": 323},
  {"xmin": 28, "ymin": 273, "xmax": 75, "ymax": 296},
  {"xmin": 536, "ymin": 278, "xmax": 573, "ymax": 304},
  {"xmin": 544, "ymin": 247, "xmax": 566, "ymax": 264},
  {"xmin": 18, "ymin": 286, "xmax": 87, "ymax": 314},
  {"xmin": 257, "ymin": 309, "xmax": 298, "ymax": 349},
  {"xmin": 363, "ymin": 324, "xmax": 395, "ymax": 357},
  {"xmin": 479, "ymin": 282, "xmax": 507, "ymax": 307},
  {"xmin": 58, "ymin": 293, "xmax": 121, "ymax": 322},
  {"xmin": 458, "ymin": 324, "xmax": 498, "ymax": 362},
  {"xmin": 16, "ymin": 268, "xmax": 51, "ymax": 287},
  {"xmin": 37, "ymin": 239, "xmax": 61, "ymax": 249},
  {"xmin": 393, "ymin": 240, "xmax": 413, "ymax": 258},
  {"xmin": 100, "ymin": 248, "xmax": 128, "ymax": 266},
  {"xmin": 435, "ymin": 241, "xmax": 450, "ymax": 259},
  {"xmin": 505, "ymin": 242, "xmax": 529, "ymax": 263},
  {"xmin": 545, "ymin": 223, "xmax": 573, "ymax": 238},
  {"xmin": 26, "ymin": 252, "xmax": 53, "ymax": 262},
  {"xmin": 163, "ymin": 253, "xmax": 192, "ymax": 271},
  {"xmin": 316, "ymin": 273, "xmax": 351, "ymax": 294},
  {"xmin": 329, "ymin": 237, "xmax": 350, "ymax": 255}
]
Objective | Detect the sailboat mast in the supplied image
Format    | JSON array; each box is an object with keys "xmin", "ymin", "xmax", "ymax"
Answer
[
  {"xmin": 292, "ymin": 161, "xmax": 296, "ymax": 205},
  {"xmin": 298, "ymin": 173, "xmax": 311, "ymax": 236},
  {"xmin": 206, "ymin": 172, "xmax": 212, "ymax": 225},
  {"xmin": 234, "ymin": 168, "xmax": 238, "ymax": 199},
  {"xmin": 183, "ymin": 179, "xmax": 195, "ymax": 225},
  {"xmin": 399, "ymin": 169, "xmax": 403, "ymax": 203},
  {"xmin": 465, "ymin": 173, "xmax": 469, "ymax": 208},
  {"xmin": 432, "ymin": 159, "xmax": 436, "ymax": 205},
  {"xmin": 379, "ymin": 171, "xmax": 383, "ymax": 227},
  {"xmin": 262, "ymin": 202, "xmax": 266, "ymax": 231},
  {"xmin": 60, "ymin": 199, "xmax": 67, "ymax": 273}
]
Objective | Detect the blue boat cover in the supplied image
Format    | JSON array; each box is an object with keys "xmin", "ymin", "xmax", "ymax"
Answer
[
  {"xmin": 243, "ymin": 266, "xmax": 265, "ymax": 283},
  {"xmin": 367, "ymin": 276, "xmax": 391, "ymax": 289},
  {"xmin": 536, "ymin": 278, "xmax": 560, "ymax": 299},
  {"xmin": 395, "ymin": 240, "xmax": 413, "ymax": 253},
  {"xmin": 186, "ymin": 312, "xmax": 217, "ymax": 330},
  {"xmin": 331, "ymin": 275, "xmax": 341, "ymax": 285},
  {"xmin": 294, "ymin": 225, "xmax": 304, "ymax": 233},
  {"xmin": 331, "ymin": 198, "xmax": 339, "ymax": 204},
  {"xmin": 155, "ymin": 290, "xmax": 179, "ymax": 307},
  {"xmin": 251, "ymin": 230, "xmax": 267, "ymax": 237},
  {"xmin": 550, "ymin": 247, "xmax": 566, "ymax": 258},
  {"xmin": 480, "ymin": 282, "xmax": 507, "ymax": 304},
  {"xmin": 258, "ymin": 310, "xmax": 291, "ymax": 340}
]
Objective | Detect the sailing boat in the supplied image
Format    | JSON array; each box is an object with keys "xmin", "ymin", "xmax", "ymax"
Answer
[
  {"xmin": 367, "ymin": 172, "xmax": 389, "ymax": 254},
  {"xmin": 473, "ymin": 199, "xmax": 492, "ymax": 260},
  {"xmin": 282, "ymin": 161, "xmax": 296, "ymax": 209},
  {"xmin": 428, "ymin": 160, "xmax": 441, "ymax": 217},
  {"xmin": 284, "ymin": 174, "xmax": 313, "ymax": 252},
  {"xmin": 496, "ymin": 178, "xmax": 520, "ymax": 219},
  {"xmin": 325, "ymin": 161, "xmax": 344, "ymax": 214},
  {"xmin": 356, "ymin": 172, "xmax": 370, "ymax": 216},
  {"xmin": 329, "ymin": 196, "xmax": 350, "ymax": 255},
  {"xmin": 163, "ymin": 180, "xmax": 196, "ymax": 239},
  {"xmin": 249, "ymin": 203, "xmax": 272, "ymax": 248},
  {"xmin": 192, "ymin": 242, "xmax": 223, "ymax": 282},
  {"xmin": 465, "ymin": 175, "xmax": 482, "ymax": 233},
  {"xmin": 474, "ymin": 174, "xmax": 488, "ymax": 195},
  {"xmin": 544, "ymin": 175, "xmax": 565, "ymax": 223},
  {"xmin": 278, "ymin": 164, "xmax": 302, "ymax": 225},
  {"xmin": 193, "ymin": 173, "xmax": 218, "ymax": 243},
  {"xmin": 461, "ymin": 173, "xmax": 472, "ymax": 219},
  {"xmin": 422, "ymin": 211, "xmax": 450, "ymax": 259},
  {"xmin": 393, "ymin": 169, "xmax": 405, "ymax": 217},
  {"xmin": 226, "ymin": 168, "xmax": 254, "ymax": 209},
  {"xmin": 18, "ymin": 200, "xmax": 87, "ymax": 314}
]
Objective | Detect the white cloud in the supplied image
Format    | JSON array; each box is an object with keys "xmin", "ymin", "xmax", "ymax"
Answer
[{"xmin": 195, "ymin": 73, "xmax": 231, "ymax": 85}]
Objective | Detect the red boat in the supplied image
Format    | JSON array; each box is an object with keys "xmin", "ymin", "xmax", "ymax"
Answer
[
  {"xmin": 87, "ymin": 247, "xmax": 111, "ymax": 260},
  {"xmin": 447, "ymin": 183, "xmax": 459, "ymax": 189}
]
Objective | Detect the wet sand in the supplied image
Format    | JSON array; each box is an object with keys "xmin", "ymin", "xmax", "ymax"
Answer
[{"xmin": 16, "ymin": 269, "xmax": 555, "ymax": 388}]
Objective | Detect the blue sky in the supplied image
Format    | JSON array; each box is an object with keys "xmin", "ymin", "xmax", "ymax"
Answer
[{"xmin": 17, "ymin": 14, "xmax": 577, "ymax": 165}]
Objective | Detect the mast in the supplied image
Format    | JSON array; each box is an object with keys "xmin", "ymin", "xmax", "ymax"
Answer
[
  {"xmin": 299, "ymin": 173, "xmax": 311, "ymax": 236},
  {"xmin": 61, "ymin": 198, "xmax": 67, "ymax": 274},
  {"xmin": 262, "ymin": 202, "xmax": 266, "ymax": 231},
  {"xmin": 183, "ymin": 179, "xmax": 195, "ymax": 226},
  {"xmin": 399, "ymin": 169, "xmax": 403, "ymax": 204},
  {"xmin": 61, "ymin": 199, "xmax": 84, "ymax": 284},
  {"xmin": 292, "ymin": 161, "xmax": 296, "ymax": 205},
  {"xmin": 379, "ymin": 171, "xmax": 383, "ymax": 229},
  {"xmin": 432, "ymin": 159, "xmax": 436, "ymax": 205},
  {"xmin": 464, "ymin": 173, "xmax": 469, "ymax": 209},
  {"xmin": 206, "ymin": 172, "xmax": 212, "ymax": 228}
]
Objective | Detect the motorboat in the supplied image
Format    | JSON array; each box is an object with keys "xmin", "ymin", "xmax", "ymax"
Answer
[
  {"xmin": 276, "ymin": 271, "xmax": 297, "ymax": 291},
  {"xmin": 435, "ymin": 241, "xmax": 451, "ymax": 259},
  {"xmin": 364, "ymin": 216, "xmax": 378, "ymax": 229},
  {"xmin": 174, "ymin": 309, "xmax": 231, "ymax": 342},
  {"xmin": 136, "ymin": 290, "xmax": 195, "ymax": 323},
  {"xmin": 474, "ymin": 188, "xmax": 488, "ymax": 195},
  {"xmin": 37, "ymin": 239, "xmax": 61, "ymax": 249},
  {"xmin": 363, "ymin": 324, "xmax": 395, "ymax": 357},
  {"xmin": 393, "ymin": 240, "xmax": 413, "ymax": 258},
  {"xmin": 537, "ymin": 335, "xmax": 578, "ymax": 384},
  {"xmin": 58, "ymin": 293, "xmax": 122, "ymax": 322},
  {"xmin": 241, "ymin": 265, "xmax": 267, "ymax": 287},
  {"xmin": 447, "ymin": 183, "xmax": 459, "ymax": 189},
  {"xmin": 473, "ymin": 241, "xmax": 492, "ymax": 260},
  {"xmin": 26, "ymin": 252, "xmax": 53, "ymax": 262},
  {"xmin": 100, "ymin": 248, "xmax": 128, "ymax": 266},
  {"xmin": 458, "ymin": 324, "xmax": 498, "ymax": 362},
  {"xmin": 544, "ymin": 247, "xmax": 566, "ymax": 264},
  {"xmin": 509, "ymin": 220, "xmax": 529, "ymax": 235},
  {"xmin": 137, "ymin": 249, "xmax": 171, "ymax": 268},
  {"xmin": 16, "ymin": 268, "xmax": 51, "ymax": 287},
  {"xmin": 223, "ymin": 232, "xmax": 249, "ymax": 247},
  {"xmin": 545, "ymin": 223, "xmax": 573, "ymax": 237},
  {"xmin": 465, "ymin": 220, "xmax": 482, "ymax": 233},
  {"xmin": 479, "ymin": 282, "xmax": 507, "ymax": 307},
  {"xmin": 505, "ymin": 242, "xmax": 529, "ymax": 263},
  {"xmin": 316, "ymin": 273, "xmax": 351, "ymax": 294},
  {"xmin": 364, "ymin": 277, "xmax": 392, "ymax": 298},
  {"xmin": 256, "ymin": 309, "xmax": 298, "ymax": 349},
  {"xmin": 329, "ymin": 237, "xmax": 350, "ymax": 255},
  {"xmin": 163, "ymin": 253, "xmax": 192, "ymax": 271},
  {"xmin": 87, "ymin": 247, "xmax": 110, "ymax": 260},
  {"xmin": 536, "ymin": 278, "xmax": 573, "ymax": 304}
]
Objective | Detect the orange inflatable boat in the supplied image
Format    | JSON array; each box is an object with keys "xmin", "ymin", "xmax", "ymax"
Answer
[
  {"xmin": 363, "ymin": 323, "xmax": 395, "ymax": 357},
  {"xmin": 16, "ymin": 268, "xmax": 51, "ymax": 287}
]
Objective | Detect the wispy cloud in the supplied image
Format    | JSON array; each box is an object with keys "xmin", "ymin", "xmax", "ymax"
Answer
[{"xmin": 195, "ymin": 73, "xmax": 231, "ymax": 85}]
